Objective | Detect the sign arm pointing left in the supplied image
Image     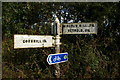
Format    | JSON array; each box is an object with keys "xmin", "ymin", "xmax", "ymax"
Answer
[{"xmin": 14, "ymin": 34, "xmax": 55, "ymax": 49}]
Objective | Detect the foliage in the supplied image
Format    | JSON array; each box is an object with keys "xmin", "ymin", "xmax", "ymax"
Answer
[{"xmin": 2, "ymin": 2, "xmax": 120, "ymax": 79}]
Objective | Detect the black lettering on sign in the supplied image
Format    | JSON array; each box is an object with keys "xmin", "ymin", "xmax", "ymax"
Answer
[
  {"xmin": 68, "ymin": 29, "xmax": 83, "ymax": 32},
  {"xmin": 22, "ymin": 39, "xmax": 43, "ymax": 43},
  {"xmin": 39, "ymin": 40, "xmax": 41, "ymax": 43},
  {"xmin": 85, "ymin": 29, "xmax": 90, "ymax": 32},
  {"xmin": 92, "ymin": 24, "xmax": 95, "ymax": 27},
  {"xmin": 36, "ymin": 40, "xmax": 39, "ymax": 43},
  {"xmin": 23, "ymin": 40, "xmax": 26, "ymax": 43},
  {"xmin": 37, "ymin": 40, "xmax": 41, "ymax": 43},
  {"xmin": 28, "ymin": 40, "xmax": 30, "ymax": 43},
  {"xmin": 89, "ymin": 24, "xmax": 95, "ymax": 27},
  {"xmin": 43, "ymin": 39, "xmax": 47, "ymax": 43},
  {"xmin": 76, "ymin": 29, "xmax": 79, "ymax": 32},
  {"xmin": 83, "ymin": 24, "xmax": 87, "ymax": 27},
  {"xmin": 34, "ymin": 40, "xmax": 36, "ymax": 43},
  {"xmin": 71, "ymin": 29, "xmax": 74, "ymax": 32},
  {"xmin": 76, "ymin": 25, "xmax": 78, "ymax": 27},
  {"xmin": 71, "ymin": 25, "xmax": 74, "ymax": 27},
  {"xmin": 66, "ymin": 25, "xmax": 68, "ymax": 27},
  {"xmin": 80, "ymin": 29, "xmax": 83, "ymax": 32},
  {"xmin": 31, "ymin": 40, "xmax": 33, "ymax": 43},
  {"xmin": 68, "ymin": 29, "xmax": 70, "ymax": 32},
  {"xmin": 79, "ymin": 24, "xmax": 81, "ymax": 27}
]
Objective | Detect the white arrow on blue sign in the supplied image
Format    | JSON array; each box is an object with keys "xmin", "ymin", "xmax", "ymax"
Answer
[{"xmin": 47, "ymin": 52, "xmax": 68, "ymax": 65}]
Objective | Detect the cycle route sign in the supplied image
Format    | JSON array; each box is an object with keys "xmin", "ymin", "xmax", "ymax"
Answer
[{"xmin": 47, "ymin": 52, "xmax": 68, "ymax": 65}]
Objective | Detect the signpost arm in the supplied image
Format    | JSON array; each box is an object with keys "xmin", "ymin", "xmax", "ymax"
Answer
[{"xmin": 55, "ymin": 17, "xmax": 61, "ymax": 78}]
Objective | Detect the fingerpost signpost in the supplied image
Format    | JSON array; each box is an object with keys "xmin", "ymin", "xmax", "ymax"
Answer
[{"xmin": 14, "ymin": 17, "xmax": 97, "ymax": 78}]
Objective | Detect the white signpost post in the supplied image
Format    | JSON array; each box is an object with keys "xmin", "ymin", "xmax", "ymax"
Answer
[{"xmin": 14, "ymin": 35, "xmax": 55, "ymax": 48}]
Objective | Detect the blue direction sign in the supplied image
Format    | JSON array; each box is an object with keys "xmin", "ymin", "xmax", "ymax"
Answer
[{"xmin": 47, "ymin": 52, "xmax": 68, "ymax": 65}]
